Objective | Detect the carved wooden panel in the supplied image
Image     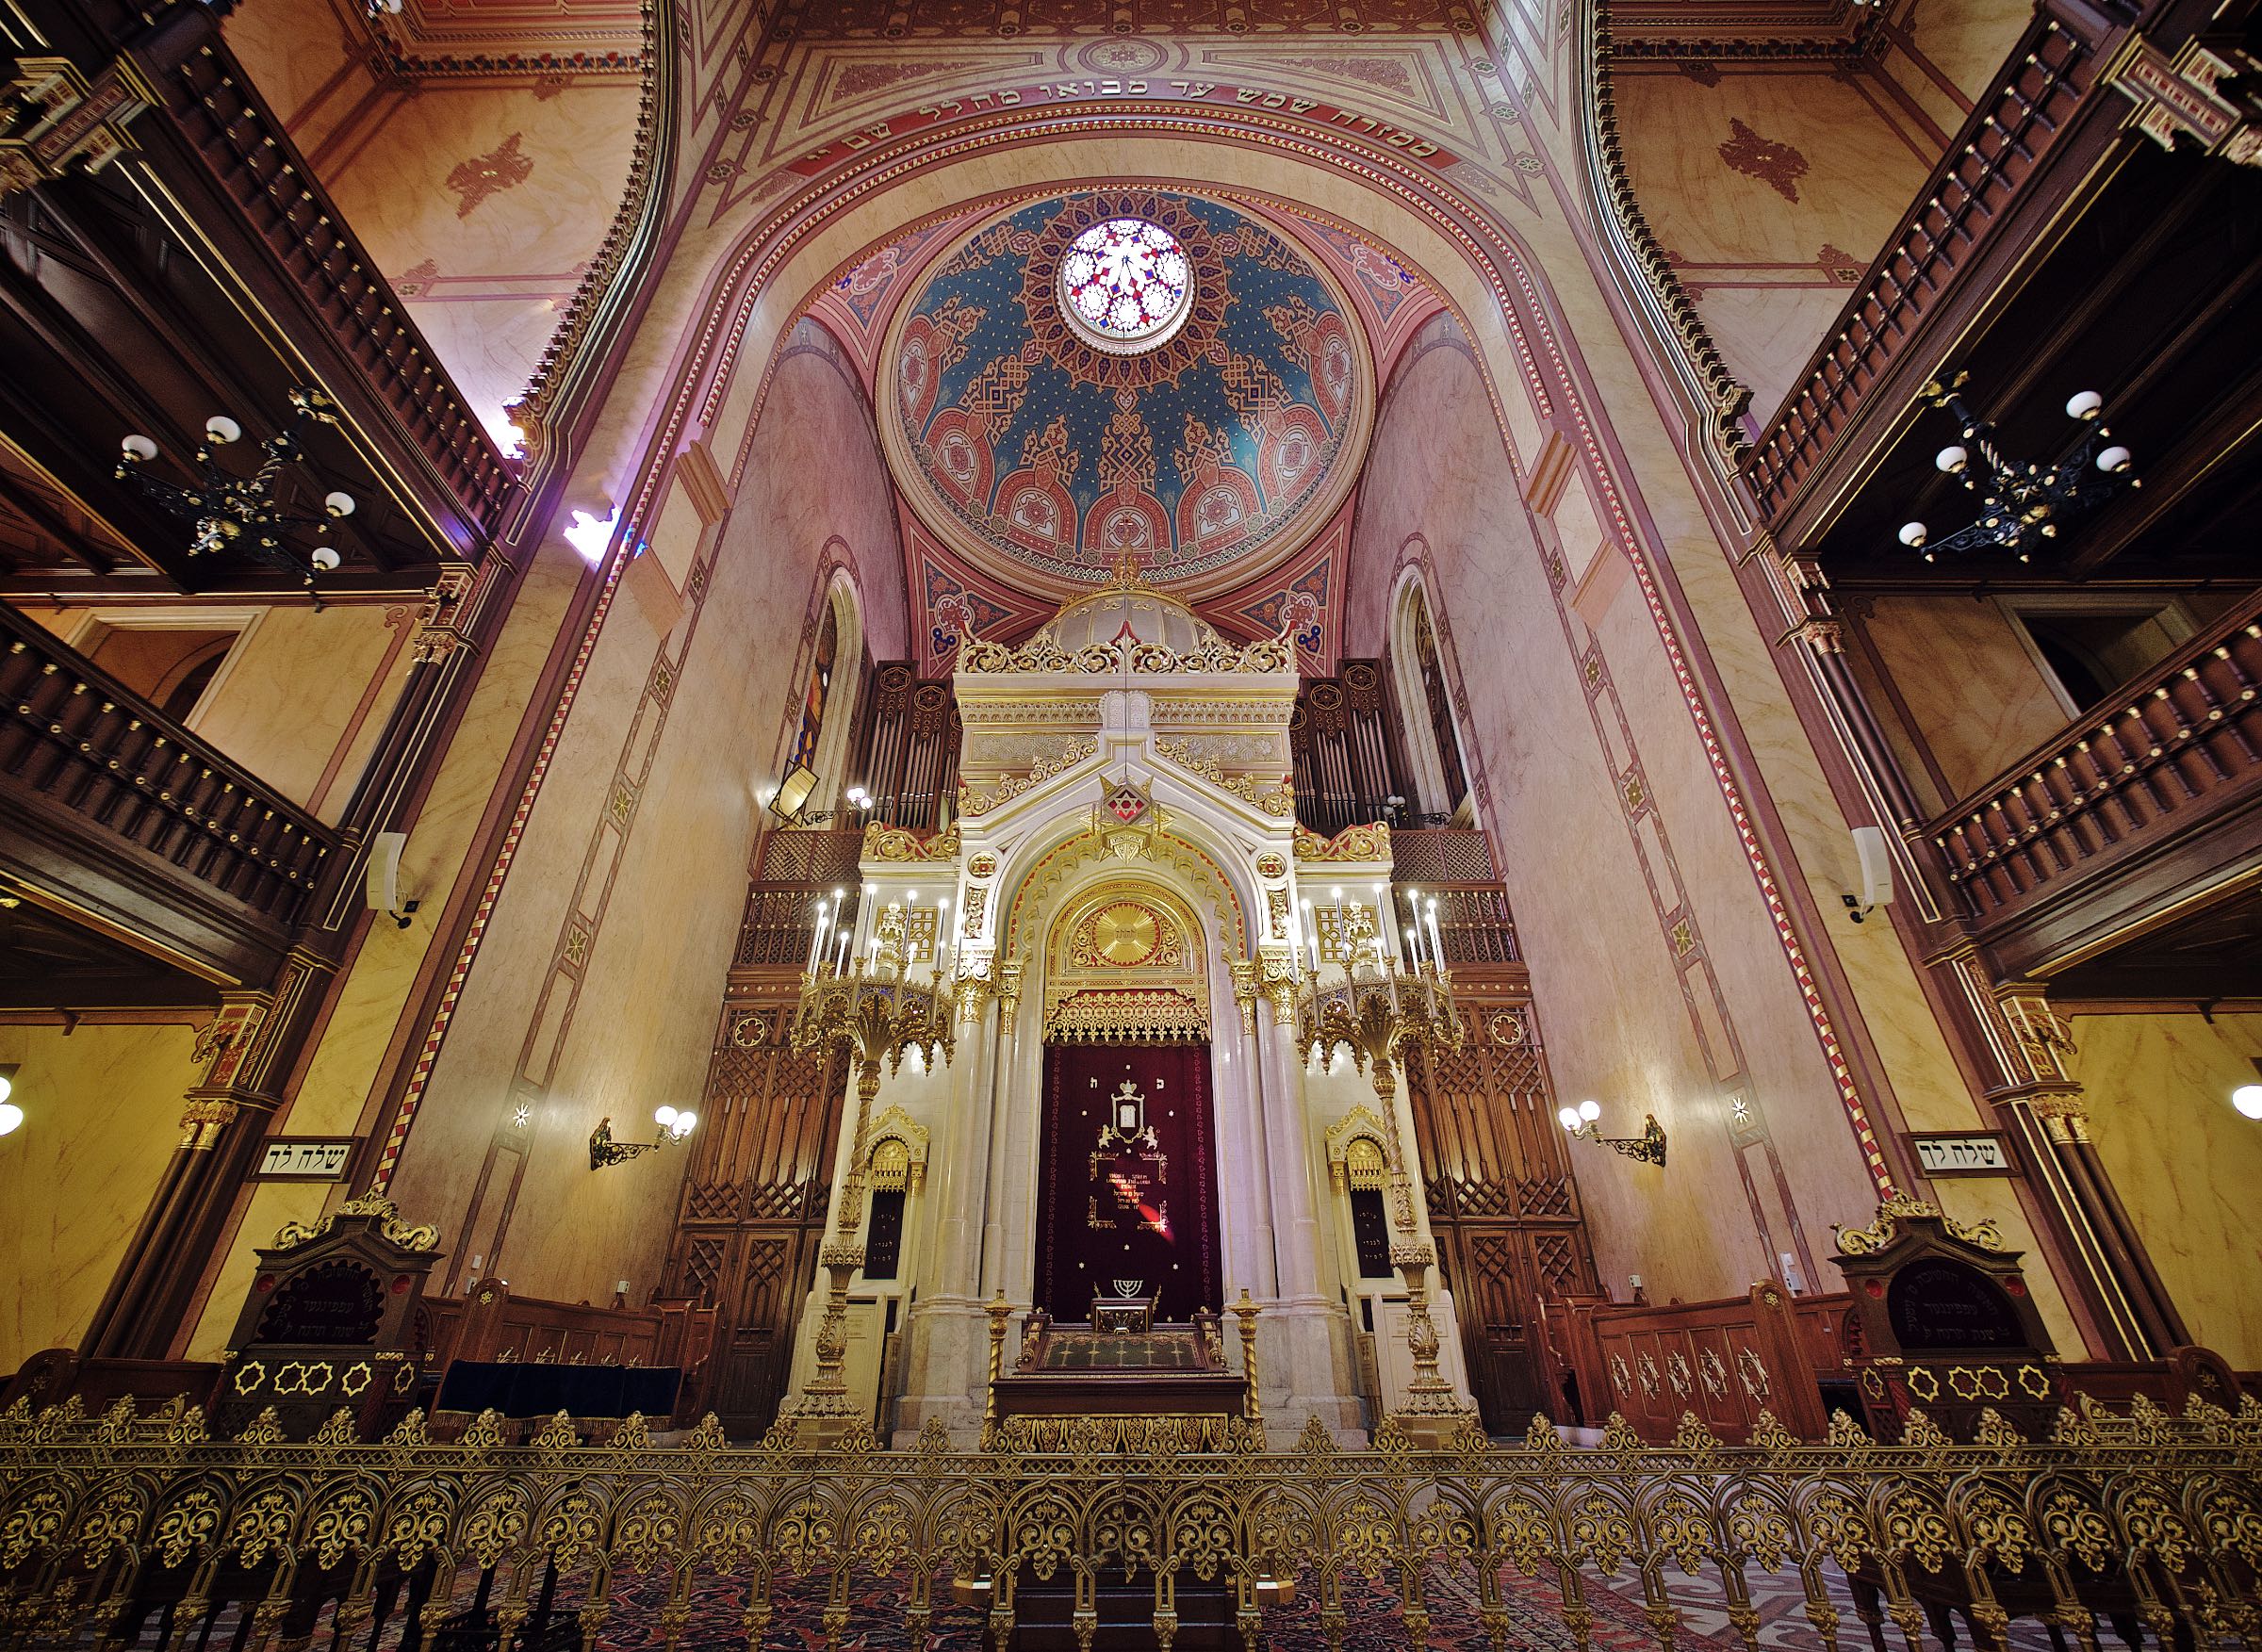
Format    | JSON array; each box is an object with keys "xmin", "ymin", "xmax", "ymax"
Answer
[
  {"xmin": 1402, "ymin": 993, "xmax": 1599, "ymax": 1432},
  {"xmin": 660, "ymin": 992, "xmax": 845, "ymax": 1434}
]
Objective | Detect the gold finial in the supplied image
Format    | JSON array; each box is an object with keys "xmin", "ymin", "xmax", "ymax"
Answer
[{"xmin": 1106, "ymin": 549, "xmax": 1151, "ymax": 591}]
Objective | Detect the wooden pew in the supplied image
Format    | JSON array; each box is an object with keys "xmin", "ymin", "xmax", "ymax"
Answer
[
  {"xmin": 1553, "ymin": 1283, "xmax": 1856, "ymax": 1442},
  {"xmin": 413, "ymin": 1282, "xmax": 717, "ymax": 1426}
]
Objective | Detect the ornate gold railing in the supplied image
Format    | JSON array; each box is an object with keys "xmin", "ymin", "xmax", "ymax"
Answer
[{"xmin": 4, "ymin": 1396, "xmax": 2258, "ymax": 1649}]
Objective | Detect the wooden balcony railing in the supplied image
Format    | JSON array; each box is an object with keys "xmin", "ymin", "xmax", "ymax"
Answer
[
  {"xmin": 161, "ymin": 43, "xmax": 515, "ymax": 533},
  {"xmin": 0, "ymin": 604, "xmax": 336, "ymax": 932},
  {"xmin": 1740, "ymin": 0, "xmax": 2118, "ymax": 534},
  {"xmin": 1926, "ymin": 589, "xmax": 2262, "ymax": 932}
]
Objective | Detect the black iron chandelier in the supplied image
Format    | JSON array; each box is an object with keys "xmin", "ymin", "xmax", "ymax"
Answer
[
  {"xmin": 1895, "ymin": 372, "xmax": 2135, "ymax": 563},
  {"xmin": 115, "ymin": 386, "xmax": 358, "ymax": 592}
]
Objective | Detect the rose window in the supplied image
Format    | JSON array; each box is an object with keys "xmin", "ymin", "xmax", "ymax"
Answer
[{"xmin": 1057, "ymin": 218, "xmax": 1193, "ymax": 353}]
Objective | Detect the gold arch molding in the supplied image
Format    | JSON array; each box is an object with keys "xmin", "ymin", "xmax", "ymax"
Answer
[
  {"xmin": 1042, "ymin": 879, "xmax": 1210, "ymax": 1044},
  {"xmin": 1004, "ymin": 814, "xmax": 1251, "ymax": 962}
]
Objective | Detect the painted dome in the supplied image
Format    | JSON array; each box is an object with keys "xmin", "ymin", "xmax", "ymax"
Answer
[{"xmin": 883, "ymin": 189, "xmax": 1369, "ymax": 600}]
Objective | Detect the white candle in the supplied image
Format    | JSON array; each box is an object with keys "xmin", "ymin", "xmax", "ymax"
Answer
[
  {"xmin": 1426, "ymin": 902, "xmax": 1443, "ymax": 971},
  {"xmin": 1403, "ymin": 892, "xmax": 1422, "ymax": 968},
  {"xmin": 834, "ymin": 928, "xmax": 850, "ymax": 976},
  {"xmin": 808, "ymin": 900, "xmax": 829, "ymax": 973}
]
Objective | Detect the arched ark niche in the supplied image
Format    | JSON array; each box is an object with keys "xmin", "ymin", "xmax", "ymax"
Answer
[
  {"xmin": 1000, "ymin": 808, "xmax": 1253, "ymax": 973},
  {"xmin": 1042, "ymin": 879, "xmax": 1214, "ymax": 1044}
]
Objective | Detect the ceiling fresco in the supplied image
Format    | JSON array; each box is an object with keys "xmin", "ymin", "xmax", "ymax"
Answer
[{"xmin": 879, "ymin": 188, "xmax": 1372, "ymax": 602}]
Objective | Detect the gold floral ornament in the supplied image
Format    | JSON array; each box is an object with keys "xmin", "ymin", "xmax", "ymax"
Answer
[
  {"xmin": 1832, "ymin": 1194, "xmax": 2003, "ymax": 1256},
  {"xmin": 1292, "ymin": 821, "xmax": 1391, "ymax": 861},
  {"xmin": 272, "ymin": 1191, "xmax": 440, "ymax": 1253}
]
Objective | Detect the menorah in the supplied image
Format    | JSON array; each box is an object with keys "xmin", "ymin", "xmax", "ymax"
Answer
[
  {"xmin": 1295, "ymin": 898, "xmax": 1471, "ymax": 1432},
  {"xmin": 786, "ymin": 903, "xmax": 954, "ymax": 1429}
]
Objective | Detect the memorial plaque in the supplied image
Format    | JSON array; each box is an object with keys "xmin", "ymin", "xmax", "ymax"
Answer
[
  {"xmin": 254, "ymin": 1259, "xmax": 386, "ymax": 1346},
  {"xmin": 1885, "ymin": 1258, "xmax": 2025, "ymax": 1350}
]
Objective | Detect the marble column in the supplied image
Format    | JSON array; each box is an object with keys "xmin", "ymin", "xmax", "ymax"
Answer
[
  {"xmin": 1253, "ymin": 999, "xmax": 1366, "ymax": 1436},
  {"xmin": 896, "ymin": 981, "xmax": 1003, "ymax": 1439}
]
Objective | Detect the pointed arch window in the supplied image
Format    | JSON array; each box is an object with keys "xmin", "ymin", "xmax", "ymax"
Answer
[
  {"xmin": 1403, "ymin": 585, "xmax": 1468, "ymax": 814},
  {"xmin": 789, "ymin": 602, "xmax": 839, "ymax": 779}
]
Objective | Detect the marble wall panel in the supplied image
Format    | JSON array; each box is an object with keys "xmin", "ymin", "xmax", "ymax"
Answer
[
  {"xmin": 0, "ymin": 1022, "xmax": 202, "ymax": 1372},
  {"xmin": 1860, "ymin": 597, "xmax": 2067, "ymax": 803},
  {"xmin": 386, "ymin": 328, "xmax": 903, "ymax": 1309},
  {"xmin": 2068, "ymin": 1009, "xmax": 2262, "ymax": 1368},
  {"xmin": 188, "ymin": 606, "xmax": 413, "ymax": 819}
]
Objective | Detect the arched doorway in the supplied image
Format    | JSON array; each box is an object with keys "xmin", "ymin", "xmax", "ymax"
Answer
[{"xmin": 1032, "ymin": 880, "xmax": 1222, "ymax": 1324}]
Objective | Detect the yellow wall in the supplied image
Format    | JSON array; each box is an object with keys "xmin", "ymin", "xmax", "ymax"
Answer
[
  {"xmin": 0, "ymin": 1022, "xmax": 203, "ymax": 1373},
  {"xmin": 1858, "ymin": 597, "xmax": 2066, "ymax": 804},
  {"xmin": 189, "ymin": 607, "xmax": 412, "ymax": 821},
  {"xmin": 2068, "ymin": 1009, "xmax": 2262, "ymax": 1368}
]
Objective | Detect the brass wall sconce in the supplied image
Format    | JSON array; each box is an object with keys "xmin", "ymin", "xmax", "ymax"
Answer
[
  {"xmin": 588, "ymin": 1106, "xmax": 697, "ymax": 1170},
  {"xmin": 1558, "ymin": 1100, "xmax": 1668, "ymax": 1167}
]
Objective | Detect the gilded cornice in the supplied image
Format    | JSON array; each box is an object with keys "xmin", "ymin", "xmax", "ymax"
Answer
[
  {"xmin": 1152, "ymin": 738, "xmax": 1294, "ymax": 818},
  {"xmin": 1580, "ymin": 0, "xmax": 1753, "ymax": 460},
  {"xmin": 959, "ymin": 631, "xmax": 1295, "ymax": 677}
]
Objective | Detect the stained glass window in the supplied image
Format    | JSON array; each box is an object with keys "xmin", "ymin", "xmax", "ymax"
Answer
[{"xmin": 1057, "ymin": 217, "xmax": 1192, "ymax": 352}]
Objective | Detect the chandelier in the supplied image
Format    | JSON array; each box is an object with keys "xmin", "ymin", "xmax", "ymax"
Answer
[
  {"xmin": 1895, "ymin": 373, "xmax": 2134, "ymax": 563},
  {"xmin": 115, "ymin": 387, "xmax": 358, "ymax": 592}
]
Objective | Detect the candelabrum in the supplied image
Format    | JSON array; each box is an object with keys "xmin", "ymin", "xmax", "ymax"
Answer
[
  {"xmin": 785, "ymin": 903, "xmax": 954, "ymax": 1424},
  {"xmin": 1558, "ymin": 1099, "xmax": 1669, "ymax": 1167},
  {"xmin": 1294, "ymin": 900, "xmax": 1471, "ymax": 1425}
]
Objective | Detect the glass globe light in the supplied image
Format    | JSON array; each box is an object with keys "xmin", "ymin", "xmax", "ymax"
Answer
[
  {"xmin": 676, "ymin": 1110, "xmax": 697, "ymax": 1134},
  {"xmin": 2233, "ymin": 1085, "xmax": 2262, "ymax": 1121},
  {"xmin": 1898, "ymin": 522, "xmax": 1928, "ymax": 548},
  {"xmin": 1579, "ymin": 1099, "xmax": 1601, "ymax": 1122},
  {"xmin": 0, "ymin": 1101, "xmax": 19, "ymax": 1137},
  {"xmin": 205, "ymin": 416, "xmax": 242, "ymax": 445},
  {"xmin": 654, "ymin": 1104, "xmax": 679, "ymax": 1128},
  {"xmin": 1557, "ymin": 1106, "xmax": 1580, "ymax": 1131},
  {"xmin": 2064, "ymin": 389, "xmax": 2103, "ymax": 420},
  {"xmin": 1934, "ymin": 445, "xmax": 1968, "ymax": 474},
  {"xmin": 2096, "ymin": 445, "xmax": 2132, "ymax": 473}
]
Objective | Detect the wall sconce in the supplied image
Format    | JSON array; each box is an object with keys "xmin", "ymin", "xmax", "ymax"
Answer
[
  {"xmin": 1558, "ymin": 1099, "xmax": 1668, "ymax": 1167},
  {"xmin": 0, "ymin": 1064, "xmax": 20, "ymax": 1137},
  {"xmin": 588, "ymin": 1105, "xmax": 697, "ymax": 1170}
]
